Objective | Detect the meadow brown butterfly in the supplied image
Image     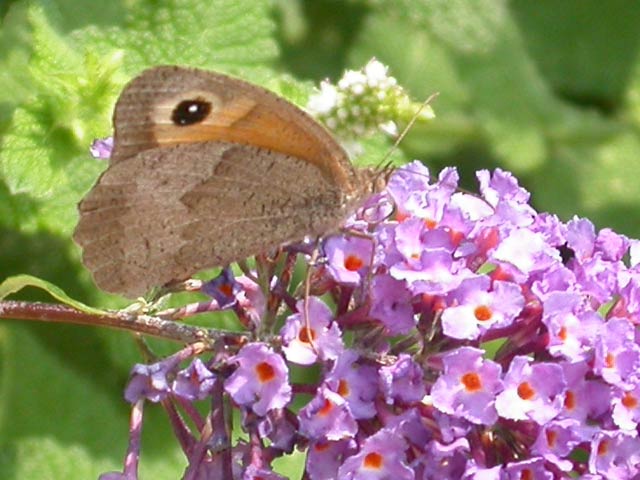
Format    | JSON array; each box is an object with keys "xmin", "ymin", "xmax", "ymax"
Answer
[{"xmin": 73, "ymin": 66, "xmax": 385, "ymax": 297}]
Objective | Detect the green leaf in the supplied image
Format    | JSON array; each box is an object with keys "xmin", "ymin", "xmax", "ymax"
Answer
[
  {"xmin": 512, "ymin": 0, "xmax": 640, "ymax": 107},
  {"xmin": 0, "ymin": 2, "xmax": 34, "ymax": 125},
  {"xmin": 76, "ymin": 0, "xmax": 278, "ymax": 78},
  {"xmin": 0, "ymin": 274, "xmax": 106, "ymax": 314},
  {"xmin": 0, "ymin": 324, "xmax": 186, "ymax": 479},
  {"xmin": 532, "ymin": 132, "xmax": 640, "ymax": 232},
  {"xmin": 0, "ymin": 4, "xmax": 122, "ymax": 235}
]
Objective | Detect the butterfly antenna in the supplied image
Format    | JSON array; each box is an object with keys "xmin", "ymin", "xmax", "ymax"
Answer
[{"xmin": 378, "ymin": 92, "xmax": 439, "ymax": 173}]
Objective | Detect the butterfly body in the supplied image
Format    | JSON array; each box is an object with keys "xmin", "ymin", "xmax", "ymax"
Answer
[{"xmin": 74, "ymin": 66, "xmax": 380, "ymax": 297}]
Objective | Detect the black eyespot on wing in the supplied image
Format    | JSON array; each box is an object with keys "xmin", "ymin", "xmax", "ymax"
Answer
[{"xmin": 171, "ymin": 99, "xmax": 212, "ymax": 126}]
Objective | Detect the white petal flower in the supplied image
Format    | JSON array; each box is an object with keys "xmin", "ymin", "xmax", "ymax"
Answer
[
  {"xmin": 379, "ymin": 121, "xmax": 399, "ymax": 136},
  {"xmin": 339, "ymin": 70, "xmax": 366, "ymax": 90},
  {"xmin": 305, "ymin": 57, "xmax": 434, "ymax": 142},
  {"xmin": 364, "ymin": 58, "xmax": 388, "ymax": 85},
  {"xmin": 307, "ymin": 81, "xmax": 339, "ymax": 115},
  {"xmin": 350, "ymin": 81, "xmax": 365, "ymax": 95}
]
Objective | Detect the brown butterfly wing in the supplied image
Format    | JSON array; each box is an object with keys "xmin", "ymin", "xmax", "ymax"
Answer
[
  {"xmin": 74, "ymin": 142, "xmax": 356, "ymax": 297},
  {"xmin": 111, "ymin": 65, "xmax": 357, "ymax": 192},
  {"xmin": 74, "ymin": 66, "xmax": 370, "ymax": 297}
]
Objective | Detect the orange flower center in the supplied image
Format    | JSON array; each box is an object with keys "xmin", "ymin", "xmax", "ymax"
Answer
[
  {"xmin": 449, "ymin": 229, "xmax": 464, "ymax": 246},
  {"xmin": 517, "ymin": 381, "xmax": 535, "ymax": 400},
  {"xmin": 622, "ymin": 392, "xmax": 638, "ymax": 409},
  {"xmin": 255, "ymin": 362, "xmax": 275, "ymax": 383},
  {"xmin": 298, "ymin": 327, "xmax": 316, "ymax": 344},
  {"xmin": 318, "ymin": 399, "xmax": 334, "ymax": 416},
  {"xmin": 474, "ymin": 305, "xmax": 493, "ymax": 322},
  {"xmin": 605, "ymin": 352, "xmax": 615, "ymax": 369},
  {"xmin": 558, "ymin": 326, "xmax": 567, "ymax": 341},
  {"xmin": 564, "ymin": 390, "xmax": 576, "ymax": 410},
  {"xmin": 461, "ymin": 372, "xmax": 482, "ymax": 392},
  {"xmin": 314, "ymin": 442, "xmax": 330, "ymax": 452},
  {"xmin": 363, "ymin": 452, "xmax": 383, "ymax": 469},
  {"xmin": 344, "ymin": 255, "xmax": 364, "ymax": 271},
  {"xmin": 546, "ymin": 429, "xmax": 557, "ymax": 448},
  {"xmin": 338, "ymin": 379, "xmax": 350, "ymax": 397},
  {"xmin": 597, "ymin": 439, "xmax": 609, "ymax": 456},
  {"xmin": 396, "ymin": 211, "xmax": 409, "ymax": 222},
  {"xmin": 520, "ymin": 469, "xmax": 533, "ymax": 480},
  {"xmin": 424, "ymin": 218, "xmax": 437, "ymax": 229},
  {"xmin": 218, "ymin": 283, "xmax": 233, "ymax": 297}
]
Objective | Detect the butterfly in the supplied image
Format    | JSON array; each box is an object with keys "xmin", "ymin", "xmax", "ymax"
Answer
[{"xmin": 73, "ymin": 66, "xmax": 385, "ymax": 298}]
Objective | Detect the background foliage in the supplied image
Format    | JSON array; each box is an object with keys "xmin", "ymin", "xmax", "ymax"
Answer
[{"xmin": 1, "ymin": 0, "xmax": 640, "ymax": 477}]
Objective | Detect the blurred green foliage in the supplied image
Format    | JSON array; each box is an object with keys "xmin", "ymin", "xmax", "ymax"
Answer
[{"xmin": 1, "ymin": 0, "xmax": 640, "ymax": 477}]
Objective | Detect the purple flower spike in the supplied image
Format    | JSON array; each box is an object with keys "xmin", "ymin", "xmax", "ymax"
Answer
[
  {"xmin": 337, "ymin": 428, "xmax": 414, "ymax": 480},
  {"xmin": 299, "ymin": 386, "xmax": 358, "ymax": 441},
  {"xmin": 491, "ymin": 227, "xmax": 560, "ymax": 277},
  {"xmin": 611, "ymin": 383, "xmax": 640, "ymax": 430},
  {"xmin": 324, "ymin": 235, "xmax": 374, "ymax": 285},
  {"xmin": 389, "ymin": 219, "xmax": 467, "ymax": 295},
  {"xmin": 236, "ymin": 274, "xmax": 266, "ymax": 328},
  {"xmin": 242, "ymin": 464, "xmax": 287, "ymax": 479},
  {"xmin": 280, "ymin": 297, "xmax": 343, "ymax": 365},
  {"xmin": 542, "ymin": 292, "xmax": 604, "ymax": 361},
  {"xmin": 531, "ymin": 419, "xmax": 589, "ymax": 471},
  {"xmin": 431, "ymin": 347, "xmax": 502, "ymax": 425},
  {"xmin": 358, "ymin": 192, "xmax": 395, "ymax": 225},
  {"xmin": 559, "ymin": 360, "xmax": 611, "ymax": 422},
  {"xmin": 503, "ymin": 457, "xmax": 553, "ymax": 480},
  {"xmin": 566, "ymin": 217, "xmax": 597, "ymax": 261},
  {"xmin": 98, "ymin": 149, "xmax": 640, "ymax": 478},
  {"xmin": 589, "ymin": 431, "xmax": 640, "ymax": 478},
  {"xmin": 593, "ymin": 317, "xmax": 640, "ymax": 389},
  {"xmin": 441, "ymin": 275, "xmax": 524, "ymax": 340},
  {"xmin": 201, "ymin": 267, "xmax": 240, "ymax": 308},
  {"xmin": 257, "ymin": 409, "xmax": 297, "ymax": 452},
  {"xmin": 595, "ymin": 227, "xmax": 628, "ymax": 261},
  {"xmin": 462, "ymin": 462, "xmax": 502, "ymax": 479},
  {"xmin": 379, "ymin": 353, "xmax": 426, "ymax": 405},
  {"xmin": 369, "ymin": 274, "xmax": 415, "ymax": 335},
  {"xmin": 386, "ymin": 160, "xmax": 432, "ymax": 220},
  {"xmin": 306, "ymin": 439, "xmax": 354, "ymax": 480},
  {"xmin": 477, "ymin": 168, "xmax": 531, "ymax": 211},
  {"xmin": 172, "ymin": 358, "xmax": 216, "ymax": 401},
  {"xmin": 224, "ymin": 343, "xmax": 291, "ymax": 416},
  {"xmin": 495, "ymin": 356, "xmax": 566, "ymax": 425},
  {"xmin": 325, "ymin": 350, "xmax": 378, "ymax": 419},
  {"xmin": 89, "ymin": 136, "xmax": 114, "ymax": 159},
  {"xmin": 124, "ymin": 362, "xmax": 172, "ymax": 403},
  {"xmin": 420, "ymin": 437, "xmax": 470, "ymax": 479}
]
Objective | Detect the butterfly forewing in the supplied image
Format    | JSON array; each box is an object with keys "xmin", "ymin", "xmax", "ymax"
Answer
[{"xmin": 111, "ymin": 66, "xmax": 356, "ymax": 190}]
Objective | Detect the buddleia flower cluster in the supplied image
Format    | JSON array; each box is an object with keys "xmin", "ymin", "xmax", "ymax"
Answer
[
  {"xmin": 99, "ymin": 62, "xmax": 640, "ymax": 479},
  {"xmin": 102, "ymin": 159, "xmax": 640, "ymax": 479},
  {"xmin": 307, "ymin": 58, "xmax": 435, "ymax": 140}
]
